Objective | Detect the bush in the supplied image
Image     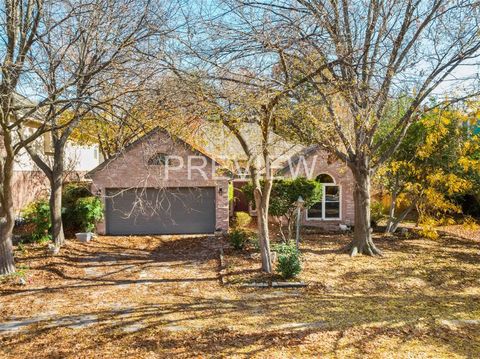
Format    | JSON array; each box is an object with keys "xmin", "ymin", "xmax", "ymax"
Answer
[
  {"xmin": 62, "ymin": 182, "xmax": 92, "ymax": 230},
  {"xmin": 462, "ymin": 216, "xmax": 480, "ymax": 230},
  {"xmin": 242, "ymin": 178, "xmax": 322, "ymax": 241},
  {"xmin": 417, "ymin": 225, "xmax": 439, "ymax": 240},
  {"xmin": 274, "ymin": 241, "xmax": 302, "ymax": 279},
  {"xmin": 235, "ymin": 211, "xmax": 252, "ymax": 228},
  {"xmin": 75, "ymin": 197, "xmax": 103, "ymax": 232},
  {"xmin": 417, "ymin": 217, "xmax": 439, "ymax": 240},
  {"xmin": 228, "ymin": 228, "xmax": 250, "ymax": 250},
  {"xmin": 22, "ymin": 200, "xmax": 51, "ymax": 243}
]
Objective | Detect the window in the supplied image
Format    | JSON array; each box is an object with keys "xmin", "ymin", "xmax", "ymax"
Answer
[
  {"xmin": 147, "ymin": 153, "xmax": 168, "ymax": 166},
  {"xmin": 316, "ymin": 173, "xmax": 334, "ymax": 183},
  {"xmin": 307, "ymin": 174, "xmax": 341, "ymax": 220}
]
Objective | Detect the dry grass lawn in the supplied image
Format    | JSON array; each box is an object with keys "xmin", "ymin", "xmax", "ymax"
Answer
[{"xmin": 1, "ymin": 230, "xmax": 479, "ymax": 358}]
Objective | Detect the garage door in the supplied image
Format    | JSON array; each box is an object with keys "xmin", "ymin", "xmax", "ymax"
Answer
[{"xmin": 105, "ymin": 187, "xmax": 216, "ymax": 235}]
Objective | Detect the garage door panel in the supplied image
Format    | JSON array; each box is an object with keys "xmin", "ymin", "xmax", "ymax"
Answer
[{"xmin": 105, "ymin": 187, "xmax": 216, "ymax": 235}]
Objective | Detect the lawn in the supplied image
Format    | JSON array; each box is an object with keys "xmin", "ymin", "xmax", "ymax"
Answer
[{"xmin": 1, "ymin": 230, "xmax": 479, "ymax": 358}]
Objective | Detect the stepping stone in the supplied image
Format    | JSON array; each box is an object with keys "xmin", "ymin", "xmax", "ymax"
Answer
[
  {"xmin": 122, "ymin": 323, "xmax": 146, "ymax": 333},
  {"xmin": 51, "ymin": 315, "xmax": 98, "ymax": 329},
  {"xmin": 84, "ymin": 268, "xmax": 101, "ymax": 276},
  {"xmin": 163, "ymin": 325, "xmax": 189, "ymax": 332}
]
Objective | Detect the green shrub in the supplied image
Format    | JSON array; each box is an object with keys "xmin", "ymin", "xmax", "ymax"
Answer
[
  {"xmin": 75, "ymin": 197, "xmax": 104, "ymax": 232},
  {"xmin": 243, "ymin": 178, "xmax": 322, "ymax": 241},
  {"xmin": 22, "ymin": 200, "xmax": 52, "ymax": 243},
  {"xmin": 235, "ymin": 211, "xmax": 252, "ymax": 228},
  {"xmin": 274, "ymin": 241, "xmax": 302, "ymax": 279},
  {"xmin": 62, "ymin": 182, "xmax": 92, "ymax": 230},
  {"xmin": 228, "ymin": 228, "xmax": 250, "ymax": 250}
]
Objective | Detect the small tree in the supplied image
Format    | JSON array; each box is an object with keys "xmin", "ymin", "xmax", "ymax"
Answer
[
  {"xmin": 377, "ymin": 107, "xmax": 480, "ymax": 234},
  {"xmin": 243, "ymin": 177, "xmax": 322, "ymax": 242}
]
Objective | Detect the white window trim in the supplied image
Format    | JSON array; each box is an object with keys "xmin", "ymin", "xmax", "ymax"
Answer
[{"xmin": 306, "ymin": 183, "xmax": 342, "ymax": 221}]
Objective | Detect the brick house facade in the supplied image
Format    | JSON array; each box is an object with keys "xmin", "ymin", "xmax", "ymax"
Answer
[
  {"xmin": 88, "ymin": 129, "xmax": 230, "ymax": 235},
  {"xmin": 88, "ymin": 128, "xmax": 355, "ymax": 235}
]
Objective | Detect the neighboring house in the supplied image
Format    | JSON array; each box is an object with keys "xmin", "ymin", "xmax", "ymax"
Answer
[
  {"xmin": 10, "ymin": 124, "xmax": 102, "ymax": 214},
  {"xmin": 88, "ymin": 124, "xmax": 355, "ymax": 236},
  {"xmin": 1, "ymin": 94, "xmax": 103, "ymax": 214}
]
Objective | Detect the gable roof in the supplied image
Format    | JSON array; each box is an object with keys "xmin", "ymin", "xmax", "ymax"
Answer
[
  {"xmin": 276, "ymin": 144, "xmax": 320, "ymax": 175},
  {"xmin": 86, "ymin": 127, "xmax": 220, "ymax": 177},
  {"xmin": 87, "ymin": 121, "xmax": 313, "ymax": 178},
  {"xmin": 184, "ymin": 122, "xmax": 305, "ymax": 172}
]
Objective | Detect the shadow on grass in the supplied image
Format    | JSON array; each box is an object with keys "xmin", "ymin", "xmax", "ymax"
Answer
[
  {"xmin": 2, "ymin": 232, "xmax": 480, "ymax": 357},
  {"xmin": 1, "ymin": 236, "xmax": 222, "ymax": 296},
  {"xmin": 1, "ymin": 292, "xmax": 479, "ymax": 358}
]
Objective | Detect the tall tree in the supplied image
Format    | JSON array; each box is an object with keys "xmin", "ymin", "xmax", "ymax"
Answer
[
  {"xmin": 173, "ymin": 74, "xmax": 292, "ymax": 273},
  {"xmin": 250, "ymin": 0, "xmax": 480, "ymax": 255},
  {"xmin": 174, "ymin": 1, "xmax": 337, "ymax": 272},
  {"xmin": 23, "ymin": 0, "xmax": 163, "ymax": 248}
]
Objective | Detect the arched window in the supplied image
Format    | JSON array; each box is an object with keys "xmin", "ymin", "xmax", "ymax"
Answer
[
  {"xmin": 147, "ymin": 153, "xmax": 168, "ymax": 166},
  {"xmin": 308, "ymin": 173, "xmax": 341, "ymax": 220},
  {"xmin": 316, "ymin": 173, "xmax": 334, "ymax": 183}
]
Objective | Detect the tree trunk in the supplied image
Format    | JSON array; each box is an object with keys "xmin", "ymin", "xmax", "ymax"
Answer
[
  {"xmin": 0, "ymin": 158, "xmax": 16, "ymax": 275},
  {"xmin": 286, "ymin": 211, "xmax": 294, "ymax": 242},
  {"xmin": 50, "ymin": 147, "xmax": 65, "ymax": 247},
  {"xmin": 385, "ymin": 190, "xmax": 397, "ymax": 233},
  {"xmin": 256, "ymin": 205, "xmax": 272, "ymax": 273},
  {"xmin": 389, "ymin": 202, "xmax": 415, "ymax": 233},
  {"xmin": 0, "ymin": 218, "xmax": 15, "ymax": 275},
  {"xmin": 27, "ymin": 135, "xmax": 67, "ymax": 248},
  {"xmin": 346, "ymin": 166, "xmax": 382, "ymax": 256},
  {"xmin": 253, "ymin": 180, "xmax": 273, "ymax": 273},
  {"xmin": 276, "ymin": 216, "xmax": 287, "ymax": 242},
  {"xmin": 50, "ymin": 175, "xmax": 65, "ymax": 247}
]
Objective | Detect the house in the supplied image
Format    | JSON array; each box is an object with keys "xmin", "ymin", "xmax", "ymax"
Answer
[
  {"xmin": 88, "ymin": 124, "xmax": 355, "ymax": 236},
  {"xmin": 88, "ymin": 128, "xmax": 230, "ymax": 235},
  {"xmin": 0, "ymin": 94, "xmax": 103, "ymax": 214},
  {"xmin": 10, "ymin": 124, "xmax": 102, "ymax": 214}
]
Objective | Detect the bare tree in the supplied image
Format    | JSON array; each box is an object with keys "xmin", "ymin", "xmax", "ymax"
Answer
[
  {"xmin": 173, "ymin": 1, "xmax": 337, "ymax": 272},
  {"xmin": 23, "ymin": 0, "xmax": 166, "ymax": 248},
  {"xmin": 244, "ymin": 0, "xmax": 480, "ymax": 255},
  {"xmin": 0, "ymin": 0, "xmax": 174, "ymax": 273}
]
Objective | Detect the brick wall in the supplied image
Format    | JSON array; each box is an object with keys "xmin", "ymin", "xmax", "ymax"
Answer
[
  {"xmin": 12, "ymin": 171, "xmax": 90, "ymax": 215},
  {"xmin": 282, "ymin": 149, "xmax": 356, "ymax": 230},
  {"xmin": 12, "ymin": 171, "xmax": 50, "ymax": 215},
  {"xmin": 89, "ymin": 130, "xmax": 230, "ymax": 235}
]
